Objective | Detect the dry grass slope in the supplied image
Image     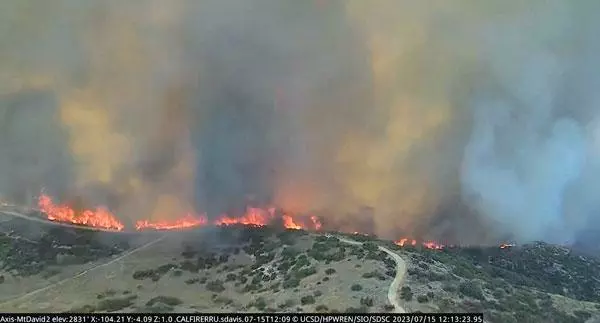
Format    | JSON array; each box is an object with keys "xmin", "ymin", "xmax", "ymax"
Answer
[
  {"xmin": 0, "ymin": 214, "xmax": 398, "ymax": 313},
  {"xmin": 1, "ymin": 210, "xmax": 599, "ymax": 322}
]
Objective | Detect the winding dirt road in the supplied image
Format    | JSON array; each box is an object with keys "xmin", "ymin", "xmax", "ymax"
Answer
[
  {"xmin": 335, "ymin": 236, "xmax": 407, "ymax": 313},
  {"xmin": 0, "ymin": 208, "xmax": 410, "ymax": 313}
]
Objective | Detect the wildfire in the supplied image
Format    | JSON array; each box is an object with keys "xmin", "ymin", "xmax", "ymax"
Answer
[
  {"xmin": 422, "ymin": 241, "xmax": 444, "ymax": 250},
  {"xmin": 37, "ymin": 194, "xmax": 125, "ymax": 231},
  {"xmin": 499, "ymin": 243, "xmax": 515, "ymax": 249},
  {"xmin": 214, "ymin": 207, "xmax": 276, "ymax": 227},
  {"xmin": 282, "ymin": 215, "xmax": 303, "ymax": 230},
  {"xmin": 394, "ymin": 238, "xmax": 446, "ymax": 250},
  {"xmin": 135, "ymin": 214, "xmax": 208, "ymax": 231},
  {"xmin": 35, "ymin": 194, "xmax": 449, "ymax": 250},
  {"xmin": 37, "ymin": 194, "xmax": 321, "ymax": 232},
  {"xmin": 310, "ymin": 215, "xmax": 322, "ymax": 230},
  {"xmin": 394, "ymin": 238, "xmax": 417, "ymax": 247}
]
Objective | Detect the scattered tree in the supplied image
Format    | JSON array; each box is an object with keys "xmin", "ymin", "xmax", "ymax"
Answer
[
  {"xmin": 360, "ymin": 297, "xmax": 374, "ymax": 307},
  {"xmin": 301, "ymin": 295, "xmax": 316, "ymax": 305},
  {"xmin": 416, "ymin": 295, "xmax": 429, "ymax": 303},
  {"xmin": 351, "ymin": 284, "xmax": 363, "ymax": 292},
  {"xmin": 206, "ymin": 280, "xmax": 225, "ymax": 293},
  {"xmin": 400, "ymin": 286, "xmax": 413, "ymax": 301},
  {"xmin": 459, "ymin": 281, "xmax": 484, "ymax": 300}
]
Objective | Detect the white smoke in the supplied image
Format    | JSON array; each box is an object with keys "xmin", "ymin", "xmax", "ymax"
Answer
[{"xmin": 460, "ymin": 0, "xmax": 597, "ymax": 243}]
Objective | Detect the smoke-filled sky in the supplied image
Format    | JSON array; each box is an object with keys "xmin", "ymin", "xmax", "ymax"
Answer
[{"xmin": 1, "ymin": 0, "xmax": 599, "ymax": 245}]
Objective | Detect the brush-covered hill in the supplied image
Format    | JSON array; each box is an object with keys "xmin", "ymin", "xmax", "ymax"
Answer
[
  {"xmin": 379, "ymin": 238, "xmax": 600, "ymax": 323},
  {"xmin": 0, "ymin": 210, "xmax": 599, "ymax": 322}
]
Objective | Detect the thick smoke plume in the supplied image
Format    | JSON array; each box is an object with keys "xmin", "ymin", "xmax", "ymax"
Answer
[{"xmin": 1, "ymin": 0, "xmax": 599, "ymax": 245}]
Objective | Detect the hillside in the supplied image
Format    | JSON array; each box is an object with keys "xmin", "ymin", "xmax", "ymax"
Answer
[
  {"xmin": 379, "ymin": 239, "xmax": 600, "ymax": 323},
  {"xmin": 0, "ymin": 213, "xmax": 397, "ymax": 313},
  {"xmin": 0, "ymin": 211, "xmax": 599, "ymax": 322}
]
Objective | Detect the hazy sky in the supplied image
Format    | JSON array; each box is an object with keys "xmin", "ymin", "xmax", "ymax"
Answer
[{"xmin": 1, "ymin": 0, "xmax": 600, "ymax": 245}]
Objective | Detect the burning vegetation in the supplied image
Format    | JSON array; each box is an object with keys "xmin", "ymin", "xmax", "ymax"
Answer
[
  {"xmin": 33, "ymin": 193, "xmax": 489, "ymax": 251},
  {"xmin": 37, "ymin": 194, "xmax": 125, "ymax": 231},
  {"xmin": 37, "ymin": 194, "xmax": 322, "ymax": 233}
]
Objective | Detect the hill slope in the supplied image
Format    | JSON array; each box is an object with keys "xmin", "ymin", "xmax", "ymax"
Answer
[{"xmin": 0, "ymin": 210, "xmax": 599, "ymax": 322}]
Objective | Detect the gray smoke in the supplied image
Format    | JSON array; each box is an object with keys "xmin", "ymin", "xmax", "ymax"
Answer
[{"xmin": 1, "ymin": 0, "xmax": 599, "ymax": 245}]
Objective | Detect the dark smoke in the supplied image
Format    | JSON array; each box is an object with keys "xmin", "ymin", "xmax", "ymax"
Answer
[{"xmin": 1, "ymin": 1, "xmax": 600, "ymax": 246}]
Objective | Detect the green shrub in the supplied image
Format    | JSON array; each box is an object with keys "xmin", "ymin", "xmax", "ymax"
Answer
[
  {"xmin": 97, "ymin": 297, "xmax": 135, "ymax": 312},
  {"xmin": 438, "ymin": 298, "xmax": 454, "ymax": 312},
  {"xmin": 146, "ymin": 296, "xmax": 182, "ymax": 307},
  {"xmin": 253, "ymin": 297, "xmax": 267, "ymax": 310},
  {"xmin": 315, "ymin": 304, "xmax": 328, "ymax": 312},
  {"xmin": 442, "ymin": 282, "xmax": 457, "ymax": 293},
  {"xmin": 281, "ymin": 247, "xmax": 300, "ymax": 259},
  {"xmin": 325, "ymin": 268, "xmax": 336, "ymax": 275},
  {"xmin": 351, "ymin": 284, "xmax": 363, "ymax": 292},
  {"xmin": 206, "ymin": 280, "xmax": 225, "ymax": 293},
  {"xmin": 243, "ymin": 283, "xmax": 261, "ymax": 293},
  {"xmin": 362, "ymin": 272, "xmax": 375, "ymax": 278},
  {"xmin": 416, "ymin": 295, "xmax": 429, "ymax": 303},
  {"xmin": 278, "ymin": 299, "xmax": 296, "ymax": 309},
  {"xmin": 277, "ymin": 231, "xmax": 298, "ymax": 245},
  {"xmin": 360, "ymin": 296, "xmax": 374, "ymax": 307},
  {"xmin": 362, "ymin": 242, "xmax": 378, "ymax": 252},
  {"xmin": 301, "ymin": 295, "xmax": 316, "ymax": 305},
  {"xmin": 400, "ymin": 286, "xmax": 413, "ymax": 301},
  {"xmin": 155, "ymin": 263, "xmax": 177, "ymax": 275},
  {"xmin": 453, "ymin": 265, "xmax": 475, "ymax": 279},
  {"xmin": 295, "ymin": 266, "xmax": 317, "ymax": 279},
  {"xmin": 427, "ymin": 271, "xmax": 447, "ymax": 281},
  {"xmin": 283, "ymin": 278, "xmax": 300, "ymax": 289},
  {"xmin": 132, "ymin": 269, "xmax": 155, "ymax": 280},
  {"xmin": 459, "ymin": 281, "xmax": 484, "ymax": 300},
  {"xmin": 492, "ymin": 288, "xmax": 505, "ymax": 299},
  {"xmin": 271, "ymin": 282, "xmax": 281, "ymax": 290}
]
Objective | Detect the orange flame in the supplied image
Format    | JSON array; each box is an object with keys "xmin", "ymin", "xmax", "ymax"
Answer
[
  {"xmin": 36, "ymin": 194, "xmax": 449, "ymax": 250},
  {"xmin": 422, "ymin": 240, "xmax": 444, "ymax": 250},
  {"xmin": 37, "ymin": 194, "xmax": 321, "ymax": 232},
  {"xmin": 394, "ymin": 238, "xmax": 417, "ymax": 247},
  {"xmin": 214, "ymin": 207, "xmax": 276, "ymax": 227},
  {"xmin": 38, "ymin": 194, "xmax": 125, "ymax": 231},
  {"xmin": 394, "ymin": 238, "xmax": 444, "ymax": 249},
  {"xmin": 310, "ymin": 215, "xmax": 322, "ymax": 230},
  {"xmin": 282, "ymin": 214, "xmax": 303, "ymax": 230},
  {"xmin": 135, "ymin": 214, "xmax": 208, "ymax": 230}
]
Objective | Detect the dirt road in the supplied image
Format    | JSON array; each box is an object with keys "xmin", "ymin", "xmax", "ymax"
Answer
[
  {"xmin": 0, "ymin": 235, "xmax": 166, "ymax": 308},
  {"xmin": 335, "ymin": 236, "xmax": 407, "ymax": 313}
]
